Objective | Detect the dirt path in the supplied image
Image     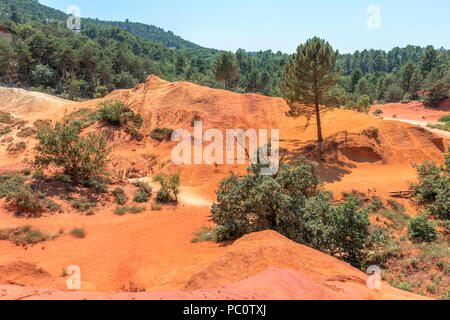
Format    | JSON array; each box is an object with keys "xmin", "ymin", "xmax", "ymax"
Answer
[{"xmin": 384, "ymin": 117, "xmax": 450, "ymax": 139}]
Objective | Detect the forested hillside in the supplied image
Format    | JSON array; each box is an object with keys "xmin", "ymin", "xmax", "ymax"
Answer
[{"xmin": 0, "ymin": 0, "xmax": 449, "ymax": 107}]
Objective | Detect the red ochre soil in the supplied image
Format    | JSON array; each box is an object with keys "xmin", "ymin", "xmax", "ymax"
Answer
[{"xmin": 0, "ymin": 76, "xmax": 446, "ymax": 300}]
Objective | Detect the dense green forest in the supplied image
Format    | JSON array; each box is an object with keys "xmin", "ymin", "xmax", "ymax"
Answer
[{"xmin": 0, "ymin": 0, "xmax": 449, "ymax": 107}]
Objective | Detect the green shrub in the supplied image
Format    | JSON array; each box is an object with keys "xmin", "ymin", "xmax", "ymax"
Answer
[
  {"xmin": 94, "ymin": 86, "xmax": 109, "ymax": 99},
  {"xmin": 0, "ymin": 111, "xmax": 13, "ymax": 124},
  {"xmin": 114, "ymin": 205, "xmax": 145, "ymax": 215},
  {"xmin": 211, "ymin": 158, "xmax": 372, "ymax": 267},
  {"xmin": 0, "ymin": 172, "xmax": 26, "ymax": 198},
  {"xmin": 0, "ymin": 126, "xmax": 12, "ymax": 135},
  {"xmin": 396, "ymin": 281, "xmax": 412, "ymax": 292},
  {"xmin": 6, "ymin": 184, "xmax": 45, "ymax": 213},
  {"xmin": 112, "ymin": 187, "xmax": 128, "ymax": 205},
  {"xmin": 369, "ymin": 196, "xmax": 385, "ymax": 213},
  {"xmin": 71, "ymin": 228, "xmax": 85, "ymax": 239},
  {"xmin": 32, "ymin": 169, "xmax": 47, "ymax": 181},
  {"xmin": 71, "ymin": 198, "xmax": 96, "ymax": 212},
  {"xmin": 407, "ymin": 213, "xmax": 438, "ymax": 242},
  {"xmin": 20, "ymin": 169, "xmax": 31, "ymax": 176},
  {"xmin": 357, "ymin": 94, "xmax": 371, "ymax": 112},
  {"xmin": 438, "ymin": 115, "xmax": 450, "ymax": 122},
  {"xmin": 134, "ymin": 191, "xmax": 150, "ymax": 203},
  {"xmin": 17, "ymin": 127, "xmax": 36, "ymax": 138},
  {"xmin": 192, "ymin": 226, "xmax": 217, "ymax": 243},
  {"xmin": 150, "ymin": 128, "xmax": 173, "ymax": 142},
  {"xmin": 35, "ymin": 122, "xmax": 111, "ymax": 184},
  {"xmin": 373, "ymin": 109, "xmax": 383, "ymax": 115},
  {"xmin": 128, "ymin": 206, "xmax": 146, "ymax": 214},
  {"xmin": 114, "ymin": 206, "xmax": 128, "ymax": 216},
  {"xmin": 97, "ymin": 100, "xmax": 143, "ymax": 140},
  {"xmin": 153, "ymin": 173, "xmax": 180, "ymax": 203},
  {"xmin": 0, "ymin": 226, "xmax": 57, "ymax": 245},
  {"xmin": 411, "ymin": 149, "xmax": 450, "ymax": 220}
]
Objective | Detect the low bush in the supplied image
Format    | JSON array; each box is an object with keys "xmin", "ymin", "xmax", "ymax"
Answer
[
  {"xmin": 407, "ymin": 213, "xmax": 438, "ymax": 242},
  {"xmin": 17, "ymin": 127, "xmax": 37, "ymax": 138},
  {"xmin": 114, "ymin": 205, "xmax": 145, "ymax": 215},
  {"xmin": 150, "ymin": 128, "xmax": 173, "ymax": 142},
  {"xmin": 112, "ymin": 187, "xmax": 128, "ymax": 205},
  {"xmin": 411, "ymin": 149, "xmax": 450, "ymax": 220},
  {"xmin": 98, "ymin": 100, "xmax": 143, "ymax": 140},
  {"xmin": 0, "ymin": 111, "xmax": 13, "ymax": 124},
  {"xmin": 153, "ymin": 173, "xmax": 180, "ymax": 203},
  {"xmin": 192, "ymin": 226, "xmax": 217, "ymax": 243},
  {"xmin": 0, "ymin": 226, "xmax": 57, "ymax": 245},
  {"xmin": 438, "ymin": 115, "xmax": 450, "ymax": 122},
  {"xmin": 133, "ymin": 182, "xmax": 152, "ymax": 203},
  {"xmin": 373, "ymin": 109, "xmax": 383, "ymax": 115},
  {"xmin": 71, "ymin": 228, "xmax": 85, "ymax": 239},
  {"xmin": 71, "ymin": 198, "xmax": 96, "ymax": 212}
]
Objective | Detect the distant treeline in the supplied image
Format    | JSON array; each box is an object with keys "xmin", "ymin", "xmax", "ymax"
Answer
[{"xmin": 0, "ymin": 0, "xmax": 449, "ymax": 106}]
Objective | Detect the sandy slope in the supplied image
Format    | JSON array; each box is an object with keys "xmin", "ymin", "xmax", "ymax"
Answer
[{"xmin": 0, "ymin": 77, "xmax": 446, "ymax": 300}]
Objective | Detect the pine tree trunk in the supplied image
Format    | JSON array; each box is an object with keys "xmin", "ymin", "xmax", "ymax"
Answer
[
  {"xmin": 315, "ymin": 103, "xmax": 323, "ymax": 143},
  {"xmin": 315, "ymin": 103, "xmax": 324, "ymax": 162}
]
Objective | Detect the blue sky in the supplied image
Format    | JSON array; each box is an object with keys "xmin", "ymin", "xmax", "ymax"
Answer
[{"xmin": 40, "ymin": 0, "xmax": 450, "ymax": 53}]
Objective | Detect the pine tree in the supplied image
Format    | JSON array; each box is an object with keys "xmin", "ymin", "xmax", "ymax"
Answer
[
  {"xmin": 282, "ymin": 37, "xmax": 341, "ymax": 145},
  {"xmin": 399, "ymin": 61, "xmax": 416, "ymax": 94},
  {"xmin": 213, "ymin": 52, "xmax": 239, "ymax": 90}
]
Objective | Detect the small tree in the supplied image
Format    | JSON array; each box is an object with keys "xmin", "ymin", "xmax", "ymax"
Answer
[
  {"xmin": 213, "ymin": 52, "xmax": 239, "ymax": 90},
  {"xmin": 411, "ymin": 147, "xmax": 450, "ymax": 220},
  {"xmin": 153, "ymin": 173, "xmax": 180, "ymax": 203},
  {"xmin": 357, "ymin": 94, "xmax": 371, "ymax": 113},
  {"xmin": 68, "ymin": 78, "xmax": 85, "ymax": 101},
  {"xmin": 407, "ymin": 213, "xmax": 438, "ymax": 242},
  {"xmin": 94, "ymin": 86, "xmax": 109, "ymax": 99},
  {"xmin": 282, "ymin": 37, "xmax": 342, "ymax": 146},
  {"xmin": 35, "ymin": 122, "xmax": 111, "ymax": 184},
  {"xmin": 423, "ymin": 81, "xmax": 449, "ymax": 108}
]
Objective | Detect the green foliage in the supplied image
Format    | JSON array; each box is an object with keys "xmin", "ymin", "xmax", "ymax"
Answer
[
  {"xmin": 71, "ymin": 198, "xmax": 96, "ymax": 212},
  {"xmin": 411, "ymin": 149, "xmax": 450, "ymax": 220},
  {"xmin": 373, "ymin": 109, "xmax": 383, "ymax": 115},
  {"xmin": 438, "ymin": 115, "xmax": 450, "ymax": 122},
  {"xmin": 71, "ymin": 228, "xmax": 85, "ymax": 239},
  {"xmin": 34, "ymin": 122, "xmax": 111, "ymax": 184},
  {"xmin": 213, "ymin": 52, "xmax": 239, "ymax": 90},
  {"xmin": 94, "ymin": 86, "xmax": 109, "ymax": 99},
  {"xmin": 407, "ymin": 213, "xmax": 438, "ymax": 242},
  {"xmin": 0, "ymin": 226, "xmax": 57, "ymax": 245},
  {"xmin": 6, "ymin": 184, "xmax": 44, "ymax": 212},
  {"xmin": 0, "ymin": 111, "xmax": 14, "ymax": 124},
  {"xmin": 115, "ymin": 205, "xmax": 145, "ymax": 215},
  {"xmin": 192, "ymin": 226, "xmax": 217, "ymax": 243},
  {"xmin": 424, "ymin": 81, "xmax": 449, "ymax": 107},
  {"xmin": 211, "ymin": 158, "xmax": 373, "ymax": 267},
  {"xmin": 98, "ymin": 100, "xmax": 143, "ymax": 140},
  {"xmin": 150, "ymin": 128, "xmax": 173, "ymax": 142},
  {"xmin": 112, "ymin": 187, "xmax": 128, "ymax": 205},
  {"xmin": 153, "ymin": 173, "xmax": 180, "ymax": 203},
  {"xmin": 133, "ymin": 182, "xmax": 152, "ymax": 203},
  {"xmin": 357, "ymin": 94, "xmax": 371, "ymax": 112}
]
